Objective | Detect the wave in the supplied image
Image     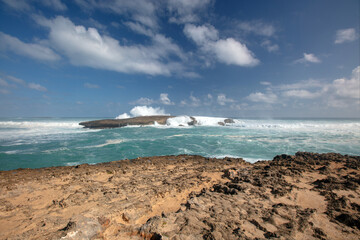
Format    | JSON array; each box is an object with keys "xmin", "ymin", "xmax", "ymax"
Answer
[
  {"xmin": 0, "ymin": 121, "xmax": 81, "ymax": 129},
  {"xmin": 123, "ymin": 116, "xmax": 360, "ymax": 131},
  {"xmin": 94, "ymin": 139, "xmax": 125, "ymax": 148}
]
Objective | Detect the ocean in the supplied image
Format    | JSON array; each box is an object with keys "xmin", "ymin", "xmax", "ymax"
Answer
[{"xmin": 0, "ymin": 117, "xmax": 359, "ymax": 171}]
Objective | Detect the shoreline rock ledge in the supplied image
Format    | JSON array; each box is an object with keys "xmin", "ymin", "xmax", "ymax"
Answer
[{"xmin": 79, "ymin": 116, "xmax": 234, "ymax": 129}]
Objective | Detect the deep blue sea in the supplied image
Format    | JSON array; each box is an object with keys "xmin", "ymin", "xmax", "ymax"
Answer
[{"xmin": 0, "ymin": 117, "xmax": 359, "ymax": 170}]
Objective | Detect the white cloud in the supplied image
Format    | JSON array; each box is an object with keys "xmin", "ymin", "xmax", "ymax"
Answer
[
  {"xmin": 260, "ymin": 81, "xmax": 271, "ymax": 86},
  {"xmin": 282, "ymin": 89, "xmax": 321, "ymax": 99},
  {"xmin": 189, "ymin": 94, "xmax": 201, "ymax": 106},
  {"xmin": 180, "ymin": 93, "xmax": 201, "ymax": 107},
  {"xmin": 294, "ymin": 53, "xmax": 321, "ymax": 64},
  {"xmin": 6, "ymin": 75, "xmax": 26, "ymax": 86},
  {"xmin": 167, "ymin": 0, "xmax": 213, "ymax": 24},
  {"xmin": 335, "ymin": 28, "xmax": 357, "ymax": 44},
  {"xmin": 28, "ymin": 83, "xmax": 47, "ymax": 92},
  {"xmin": 124, "ymin": 21, "xmax": 153, "ymax": 36},
  {"xmin": 183, "ymin": 24, "xmax": 218, "ymax": 45},
  {"xmin": 237, "ymin": 20, "xmax": 276, "ymax": 37},
  {"xmin": 331, "ymin": 66, "xmax": 360, "ymax": 99},
  {"xmin": 211, "ymin": 38, "xmax": 259, "ymax": 66},
  {"xmin": 0, "ymin": 32, "xmax": 60, "ymax": 61},
  {"xmin": 275, "ymin": 79, "xmax": 323, "ymax": 90},
  {"xmin": 261, "ymin": 40, "xmax": 279, "ymax": 52},
  {"xmin": 184, "ymin": 24, "xmax": 259, "ymax": 67},
  {"xmin": 217, "ymin": 94, "xmax": 235, "ymax": 105},
  {"xmin": 247, "ymin": 66, "xmax": 360, "ymax": 110},
  {"xmin": 1, "ymin": 74, "xmax": 48, "ymax": 93},
  {"xmin": 84, "ymin": 83, "xmax": 100, "ymax": 89},
  {"xmin": 159, "ymin": 93, "xmax": 174, "ymax": 105},
  {"xmin": 35, "ymin": 16, "xmax": 186, "ymax": 76},
  {"xmin": 130, "ymin": 106, "xmax": 168, "ymax": 117},
  {"xmin": 74, "ymin": 0, "xmax": 158, "ymax": 29},
  {"xmin": 247, "ymin": 92, "xmax": 277, "ymax": 104}
]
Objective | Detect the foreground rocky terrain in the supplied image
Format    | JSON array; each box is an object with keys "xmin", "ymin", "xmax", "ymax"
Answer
[{"xmin": 0, "ymin": 153, "xmax": 359, "ymax": 239}]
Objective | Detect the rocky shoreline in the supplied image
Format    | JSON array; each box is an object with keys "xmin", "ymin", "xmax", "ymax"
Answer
[{"xmin": 0, "ymin": 153, "xmax": 359, "ymax": 239}]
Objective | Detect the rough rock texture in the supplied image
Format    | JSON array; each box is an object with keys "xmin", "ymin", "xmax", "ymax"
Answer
[
  {"xmin": 79, "ymin": 116, "xmax": 175, "ymax": 129},
  {"xmin": 0, "ymin": 153, "xmax": 359, "ymax": 239},
  {"xmin": 79, "ymin": 116, "xmax": 233, "ymax": 129}
]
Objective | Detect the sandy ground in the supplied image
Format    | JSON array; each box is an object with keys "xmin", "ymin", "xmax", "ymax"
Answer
[{"xmin": 0, "ymin": 153, "xmax": 359, "ymax": 239}]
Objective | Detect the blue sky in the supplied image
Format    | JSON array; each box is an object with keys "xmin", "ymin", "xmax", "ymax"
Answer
[{"xmin": 0, "ymin": 0, "xmax": 359, "ymax": 118}]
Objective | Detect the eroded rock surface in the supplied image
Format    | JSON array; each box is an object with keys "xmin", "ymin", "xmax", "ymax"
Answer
[
  {"xmin": 0, "ymin": 153, "xmax": 359, "ymax": 239},
  {"xmin": 79, "ymin": 116, "xmax": 175, "ymax": 129}
]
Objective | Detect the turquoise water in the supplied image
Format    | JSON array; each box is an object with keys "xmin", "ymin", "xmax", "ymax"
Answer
[{"xmin": 0, "ymin": 117, "xmax": 359, "ymax": 170}]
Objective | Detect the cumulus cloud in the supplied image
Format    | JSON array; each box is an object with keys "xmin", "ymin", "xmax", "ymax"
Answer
[
  {"xmin": 183, "ymin": 24, "xmax": 218, "ymax": 45},
  {"xmin": 167, "ymin": 0, "xmax": 213, "ymax": 24},
  {"xmin": 247, "ymin": 92, "xmax": 277, "ymax": 104},
  {"xmin": 237, "ymin": 20, "xmax": 276, "ymax": 37},
  {"xmin": 159, "ymin": 93, "xmax": 174, "ymax": 105},
  {"xmin": 34, "ymin": 16, "xmax": 186, "ymax": 76},
  {"xmin": 0, "ymin": 32, "xmax": 60, "ymax": 61},
  {"xmin": 184, "ymin": 24, "xmax": 259, "ymax": 67},
  {"xmin": 28, "ymin": 82, "xmax": 47, "ymax": 92},
  {"xmin": 180, "ymin": 93, "xmax": 201, "ymax": 107},
  {"xmin": 331, "ymin": 66, "xmax": 360, "ymax": 99},
  {"xmin": 335, "ymin": 28, "xmax": 357, "ymax": 44},
  {"xmin": 294, "ymin": 53, "xmax": 321, "ymax": 64},
  {"xmin": 217, "ymin": 94, "xmax": 235, "ymax": 105},
  {"xmin": 248, "ymin": 66, "xmax": 360, "ymax": 109},
  {"xmin": 211, "ymin": 38, "xmax": 259, "ymax": 66},
  {"xmin": 84, "ymin": 83, "xmax": 100, "ymax": 89}
]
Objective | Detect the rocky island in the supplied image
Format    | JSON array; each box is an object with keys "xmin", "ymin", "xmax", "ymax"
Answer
[
  {"xmin": 79, "ymin": 116, "xmax": 235, "ymax": 129},
  {"xmin": 0, "ymin": 152, "xmax": 359, "ymax": 239}
]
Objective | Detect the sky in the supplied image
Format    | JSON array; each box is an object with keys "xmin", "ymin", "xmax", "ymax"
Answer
[{"xmin": 0, "ymin": 0, "xmax": 359, "ymax": 118}]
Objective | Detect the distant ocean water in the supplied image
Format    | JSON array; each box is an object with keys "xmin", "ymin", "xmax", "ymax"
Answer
[{"xmin": 0, "ymin": 117, "xmax": 359, "ymax": 171}]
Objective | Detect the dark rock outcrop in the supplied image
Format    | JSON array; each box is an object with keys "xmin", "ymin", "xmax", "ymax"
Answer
[
  {"xmin": 79, "ymin": 116, "xmax": 174, "ymax": 129},
  {"xmin": 224, "ymin": 118, "xmax": 235, "ymax": 124}
]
